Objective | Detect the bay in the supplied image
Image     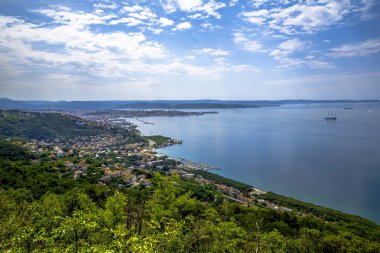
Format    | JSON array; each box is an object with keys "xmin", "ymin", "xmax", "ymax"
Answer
[{"xmin": 127, "ymin": 103, "xmax": 380, "ymax": 223}]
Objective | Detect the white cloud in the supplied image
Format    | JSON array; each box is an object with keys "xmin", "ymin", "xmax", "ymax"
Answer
[
  {"xmin": 34, "ymin": 6, "xmax": 116, "ymax": 28},
  {"xmin": 35, "ymin": 4, "xmax": 161, "ymax": 32},
  {"xmin": 241, "ymin": 1, "xmax": 375, "ymax": 34},
  {"xmin": 241, "ymin": 9, "xmax": 269, "ymax": 25},
  {"xmin": 270, "ymin": 38, "xmax": 305, "ymax": 57},
  {"xmin": 93, "ymin": 2, "xmax": 118, "ymax": 10},
  {"xmin": 176, "ymin": 0, "xmax": 203, "ymax": 12},
  {"xmin": 269, "ymin": 38, "xmax": 332, "ymax": 69},
  {"xmin": 188, "ymin": 13, "xmax": 204, "ymax": 19},
  {"xmin": 193, "ymin": 48, "xmax": 230, "ymax": 56},
  {"xmin": 158, "ymin": 17, "xmax": 174, "ymax": 27},
  {"xmin": 250, "ymin": 0, "xmax": 268, "ymax": 8},
  {"xmin": 126, "ymin": 7, "xmax": 157, "ymax": 20},
  {"xmin": 278, "ymin": 38, "xmax": 304, "ymax": 51},
  {"xmin": 147, "ymin": 27, "xmax": 164, "ymax": 34},
  {"xmin": 100, "ymin": 4, "xmax": 173, "ymax": 33},
  {"xmin": 200, "ymin": 22, "xmax": 222, "ymax": 30},
  {"xmin": 122, "ymin": 5, "xmax": 144, "ymax": 13},
  {"xmin": 233, "ymin": 33, "xmax": 264, "ymax": 52},
  {"xmin": 109, "ymin": 17, "xmax": 143, "ymax": 26},
  {"xmin": 279, "ymin": 2, "xmax": 350, "ymax": 31},
  {"xmin": 160, "ymin": 0, "xmax": 177, "ymax": 13},
  {"xmin": 199, "ymin": 1, "xmax": 225, "ymax": 19},
  {"xmin": 0, "ymin": 10, "xmax": 256, "ymax": 86},
  {"xmin": 329, "ymin": 39, "xmax": 380, "ymax": 57},
  {"xmin": 0, "ymin": 14, "xmax": 169, "ymax": 79},
  {"xmin": 160, "ymin": 0, "xmax": 225, "ymax": 19},
  {"xmin": 230, "ymin": 0, "xmax": 238, "ymax": 7},
  {"xmin": 271, "ymin": 56, "xmax": 333, "ymax": 69},
  {"xmin": 242, "ymin": 41, "xmax": 264, "ymax": 52},
  {"xmin": 173, "ymin": 21, "xmax": 192, "ymax": 31}
]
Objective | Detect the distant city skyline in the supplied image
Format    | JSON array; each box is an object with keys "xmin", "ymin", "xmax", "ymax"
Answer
[{"xmin": 0, "ymin": 0, "xmax": 380, "ymax": 100}]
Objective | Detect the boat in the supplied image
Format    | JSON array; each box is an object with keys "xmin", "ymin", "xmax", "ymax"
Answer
[{"xmin": 324, "ymin": 113, "xmax": 337, "ymax": 120}]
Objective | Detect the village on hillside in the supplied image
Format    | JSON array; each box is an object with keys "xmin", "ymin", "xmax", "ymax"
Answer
[{"xmin": 17, "ymin": 113, "xmax": 292, "ymax": 214}]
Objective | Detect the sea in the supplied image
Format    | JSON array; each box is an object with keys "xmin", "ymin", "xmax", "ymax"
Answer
[{"xmin": 126, "ymin": 103, "xmax": 380, "ymax": 224}]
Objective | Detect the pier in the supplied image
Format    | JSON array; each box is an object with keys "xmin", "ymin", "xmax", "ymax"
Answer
[
  {"xmin": 179, "ymin": 158, "xmax": 220, "ymax": 170},
  {"xmin": 135, "ymin": 118, "xmax": 155, "ymax": 125}
]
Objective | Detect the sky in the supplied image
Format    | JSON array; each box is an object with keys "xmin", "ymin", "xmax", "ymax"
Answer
[{"xmin": 0, "ymin": 0, "xmax": 379, "ymax": 101}]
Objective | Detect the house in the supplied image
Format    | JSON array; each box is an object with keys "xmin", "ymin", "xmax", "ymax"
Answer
[
  {"xmin": 104, "ymin": 167, "xmax": 111, "ymax": 175},
  {"xmin": 74, "ymin": 170, "xmax": 82, "ymax": 179},
  {"xmin": 182, "ymin": 173, "xmax": 195, "ymax": 180},
  {"xmin": 99, "ymin": 175, "xmax": 111, "ymax": 185},
  {"xmin": 148, "ymin": 160, "xmax": 163, "ymax": 166},
  {"xmin": 65, "ymin": 161, "xmax": 74, "ymax": 169},
  {"xmin": 112, "ymin": 170, "xmax": 121, "ymax": 177},
  {"xmin": 121, "ymin": 171, "xmax": 133, "ymax": 181},
  {"xmin": 142, "ymin": 179, "xmax": 152, "ymax": 187}
]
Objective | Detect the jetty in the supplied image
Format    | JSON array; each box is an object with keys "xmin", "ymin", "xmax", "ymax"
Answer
[
  {"xmin": 179, "ymin": 158, "xmax": 220, "ymax": 170},
  {"xmin": 135, "ymin": 118, "xmax": 155, "ymax": 125}
]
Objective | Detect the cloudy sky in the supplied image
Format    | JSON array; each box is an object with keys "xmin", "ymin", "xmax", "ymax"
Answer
[{"xmin": 0, "ymin": 0, "xmax": 379, "ymax": 100}]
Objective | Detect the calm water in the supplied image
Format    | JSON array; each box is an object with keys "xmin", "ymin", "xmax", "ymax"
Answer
[{"xmin": 127, "ymin": 103, "xmax": 380, "ymax": 223}]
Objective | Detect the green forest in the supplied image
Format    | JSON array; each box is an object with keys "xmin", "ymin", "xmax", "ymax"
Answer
[
  {"xmin": 0, "ymin": 140, "xmax": 379, "ymax": 252},
  {"xmin": 0, "ymin": 110, "xmax": 143, "ymax": 142},
  {"xmin": 0, "ymin": 110, "xmax": 379, "ymax": 252}
]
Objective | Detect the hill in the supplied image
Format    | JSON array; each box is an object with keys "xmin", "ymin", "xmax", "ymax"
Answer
[
  {"xmin": 0, "ymin": 110, "xmax": 379, "ymax": 252},
  {"xmin": 0, "ymin": 110, "xmax": 143, "ymax": 143}
]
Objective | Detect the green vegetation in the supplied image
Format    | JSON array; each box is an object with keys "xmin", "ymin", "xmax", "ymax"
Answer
[
  {"xmin": 189, "ymin": 169, "xmax": 253, "ymax": 195},
  {"xmin": 0, "ymin": 110, "xmax": 379, "ymax": 252},
  {"xmin": 146, "ymin": 135, "xmax": 175, "ymax": 147},
  {"xmin": 262, "ymin": 192, "xmax": 380, "ymax": 239},
  {"xmin": 0, "ymin": 139, "xmax": 89, "ymax": 199},
  {"xmin": 0, "ymin": 110, "xmax": 143, "ymax": 142},
  {"xmin": 1, "ymin": 161, "xmax": 379, "ymax": 252},
  {"xmin": 0, "ymin": 139, "xmax": 32, "ymax": 160}
]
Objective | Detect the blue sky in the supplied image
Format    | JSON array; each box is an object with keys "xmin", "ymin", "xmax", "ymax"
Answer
[{"xmin": 0, "ymin": 0, "xmax": 379, "ymax": 100}]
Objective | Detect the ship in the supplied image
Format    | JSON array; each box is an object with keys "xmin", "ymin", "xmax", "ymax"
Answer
[{"xmin": 324, "ymin": 112, "xmax": 337, "ymax": 120}]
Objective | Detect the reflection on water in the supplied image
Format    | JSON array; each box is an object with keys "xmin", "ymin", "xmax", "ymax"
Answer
[{"xmin": 127, "ymin": 103, "xmax": 380, "ymax": 223}]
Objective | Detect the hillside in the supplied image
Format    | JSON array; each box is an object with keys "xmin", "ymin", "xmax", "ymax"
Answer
[
  {"xmin": 0, "ymin": 110, "xmax": 143, "ymax": 143},
  {"xmin": 0, "ymin": 111, "xmax": 379, "ymax": 252}
]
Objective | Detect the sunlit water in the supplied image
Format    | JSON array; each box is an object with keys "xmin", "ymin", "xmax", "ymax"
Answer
[{"xmin": 126, "ymin": 103, "xmax": 380, "ymax": 223}]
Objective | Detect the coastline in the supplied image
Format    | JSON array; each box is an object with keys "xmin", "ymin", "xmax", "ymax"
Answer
[
  {"xmin": 161, "ymin": 144, "xmax": 378, "ymax": 225},
  {"xmin": 130, "ymin": 105, "xmax": 380, "ymax": 224},
  {"xmin": 150, "ymin": 130, "xmax": 379, "ymax": 225}
]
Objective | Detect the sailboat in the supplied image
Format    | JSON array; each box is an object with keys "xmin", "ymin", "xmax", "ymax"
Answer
[{"xmin": 324, "ymin": 112, "xmax": 337, "ymax": 120}]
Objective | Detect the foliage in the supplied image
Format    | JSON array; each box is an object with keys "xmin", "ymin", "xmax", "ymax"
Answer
[
  {"xmin": 189, "ymin": 169, "xmax": 253, "ymax": 195},
  {"xmin": 0, "ymin": 155, "xmax": 379, "ymax": 252},
  {"xmin": 0, "ymin": 110, "xmax": 143, "ymax": 143},
  {"xmin": 0, "ymin": 138, "xmax": 32, "ymax": 160},
  {"xmin": 0, "ymin": 113, "xmax": 379, "ymax": 252},
  {"xmin": 146, "ymin": 135, "xmax": 174, "ymax": 147},
  {"xmin": 262, "ymin": 192, "xmax": 380, "ymax": 240}
]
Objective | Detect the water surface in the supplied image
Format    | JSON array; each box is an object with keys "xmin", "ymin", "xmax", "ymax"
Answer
[{"xmin": 127, "ymin": 103, "xmax": 380, "ymax": 223}]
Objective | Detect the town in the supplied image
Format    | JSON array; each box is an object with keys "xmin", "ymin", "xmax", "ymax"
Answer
[{"xmin": 15, "ymin": 110, "xmax": 292, "ymax": 214}]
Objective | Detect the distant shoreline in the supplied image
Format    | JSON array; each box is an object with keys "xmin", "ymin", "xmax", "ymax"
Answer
[{"xmin": 1, "ymin": 97, "xmax": 379, "ymax": 111}]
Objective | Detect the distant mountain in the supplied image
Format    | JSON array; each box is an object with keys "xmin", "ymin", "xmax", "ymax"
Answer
[
  {"xmin": 118, "ymin": 102, "xmax": 261, "ymax": 109},
  {"xmin": 0, "ymin": 98, "xmax": 378, "ymax": 110}
]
